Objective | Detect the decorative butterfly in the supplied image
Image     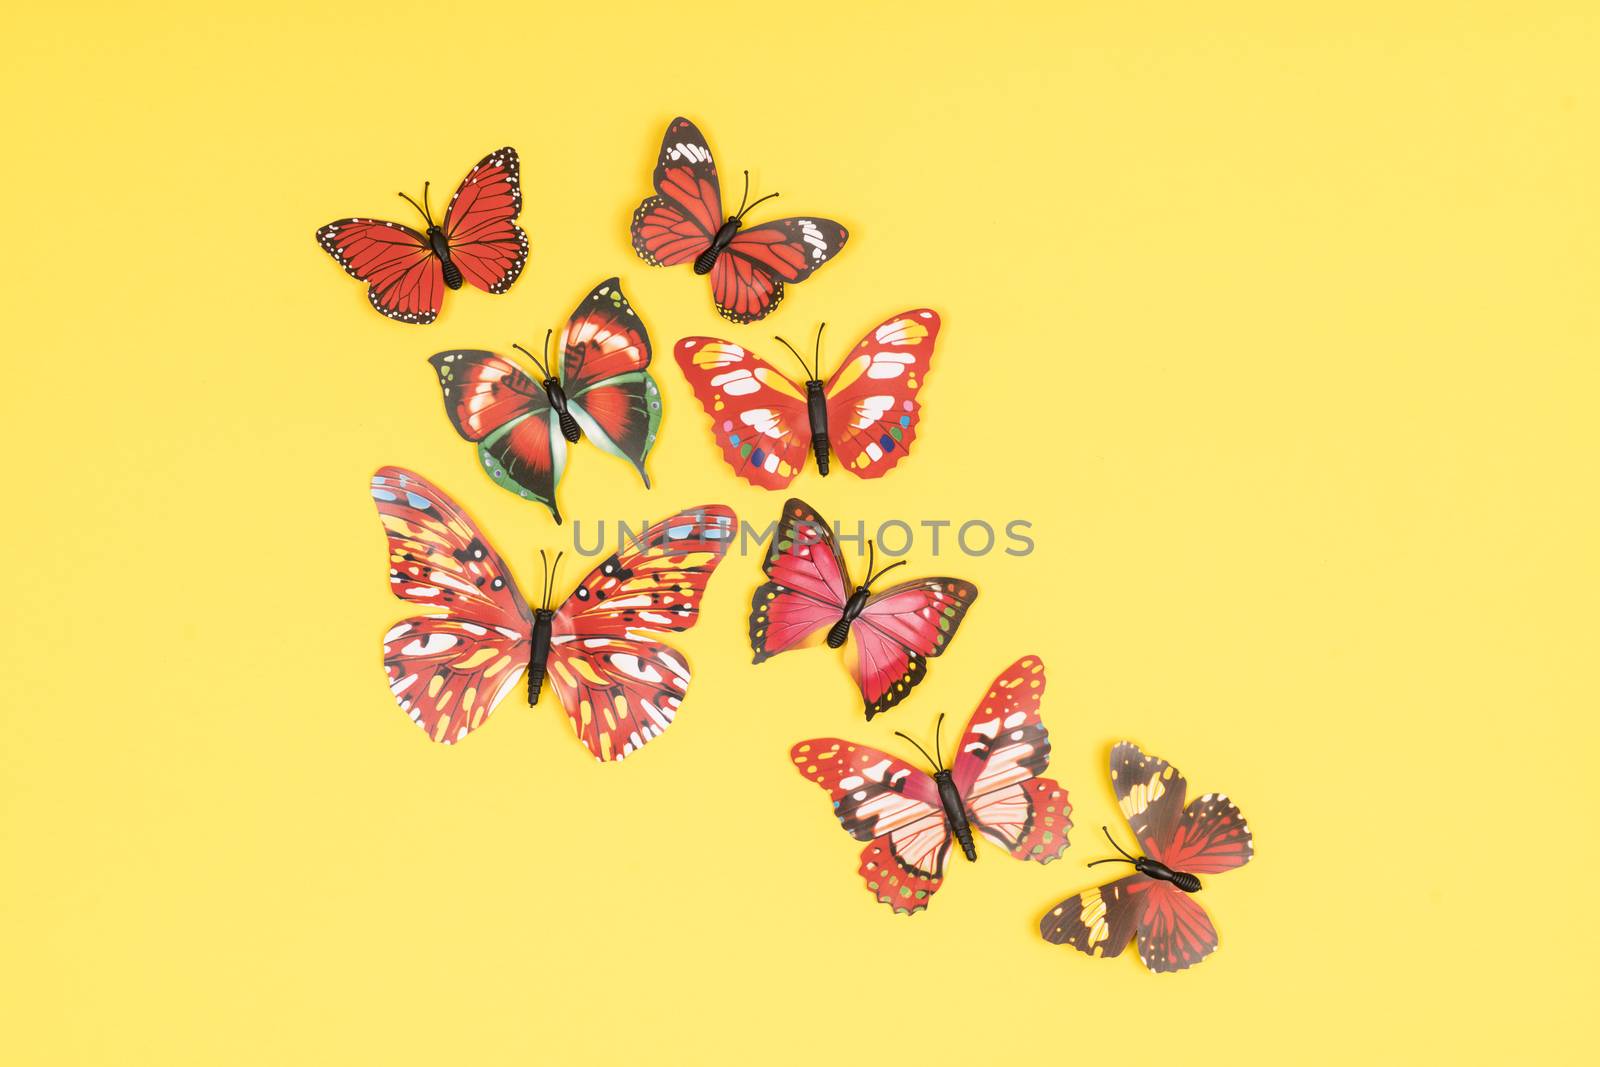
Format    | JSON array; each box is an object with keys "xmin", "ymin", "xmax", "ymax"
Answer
[
  {"xmin": 316, "ymin": 147, "xmax": 528, "ymax": 324},
  {"xmin": 429, "ymin": 278, "xmax": 662, "ymax": 524},
  {"xmin": 790, "ymin": 655, "xmax": 1073, "ymax": 914},
  {"xmin": 631, "ymin": 116, "xmax": 848, "ymax": 323},
  {"xmin": 371, "ymin": 466, "xmax": 735, "ymax": 761},
  {"xmin": 751, "ymin": 498, "xmax": 976, "ymax": 719},
  {"xmin": 675, "ymin": 310, "xmax": 938, "ymax": 488},
  {"xmin": 1039, "ymin": 743, "xmax": 1254, "ymax": 972}
]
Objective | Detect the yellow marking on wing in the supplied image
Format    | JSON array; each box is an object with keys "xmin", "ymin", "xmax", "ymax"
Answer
[
  {"xmin": 456, "ymin": 648, "xmax": 499, "ymax": 670},
  {"xmin": 1120, "ymin": 766, "xmax": 1170, "ymax": 818},
  {"xmin": 1078, "ymin": 888, "xmax": 1110, "ymax": 947}
]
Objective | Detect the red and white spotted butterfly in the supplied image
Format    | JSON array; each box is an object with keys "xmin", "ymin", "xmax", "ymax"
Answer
[
  {"xmin": 631, "ymin": 117, "xmax": 848, "ymax": 323},
  {"xmin": 675, "ymin": 310, "xmax": 939, "ymax": 489},
  {"xmin": 750, "ymin": 498, "xmax": 977, "ymax": 720},
  {"xmin": 317, "ymin": 147, "xmax": 528, "ymax": 324},
  {"xmin": 372, "ymin": 466, "xmax": 735, "ymax": 761},
  {"xmin": 790, "ymin": 656, "xmax": 1073, "ymax": 915},
  {"xmin": 1039, "ymin": 743, "xmax": 1254, "ymax": 972}
]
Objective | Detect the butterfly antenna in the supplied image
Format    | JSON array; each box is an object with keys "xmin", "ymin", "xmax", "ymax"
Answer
[
  {"xmin": 539, "ymin": 549, "xmax": 551, "ymax": 611},
  {"xmin": 422, "ymin": 181, "xmax": 435, "ymax": 226},
  {"xmin": 547, "ymin": 551, "xmax": 564, "ymax": 608},
  {"xmin": 863, "ymin": 540, "xmax": 909, "ymax": 587},
  {"xmin": 544, "ymin": 329, "xmax": 556, "ymax": 377},
  {"xmin": 1087, "ymin": 826, "xmax": 1140, "ymax": 868},
  {"xmin": 397, "ymin": 190, "xmax": 428, "ymax": 223},
  {"xmin": 738, "ymin": 190, "xmax": 780, "ymax": 220},
  {"xmin": 732, "ymin": 170, "xmax": 749, "ymax": 217},
  {"xmin": 893, "ymin": 730, "xmax": 941, "ymax": 774},
  {"xmin": 511, "ymin": 342, "xmax": 550, "ymax": 378},
  {"xmin": 773, "ymin": 335, "xmax": 816, "ymax": 382},
  {"xmin": 813, "ymin": 323, "xmax": 827, "ymax": 379},
  {"xmin": 932, "ymin": 712, "xmax": 947, "ymax": 773}
]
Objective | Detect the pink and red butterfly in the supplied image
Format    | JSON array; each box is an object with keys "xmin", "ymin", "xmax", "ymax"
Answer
[
  {"xmin": 430, "ymin": 278, "xmax": 661, "ymax": 524},
  {"xmin": 631, "ymin": 117, "xmax": 848, "ymax": 323},
  {"xmin": 1039, "ymin": 743, "xmax": 1254, "ymax": 972},
  {"xmin": 317, "ymin": 147, "xmax": 528, "ymax": 324},
  {"xmin": 791, "ymin": 656, "xmax": 1073, "ymax": 915},
  {"xmin": 371, "ymin": 467, "xmax": 735, "ymax": 761},
  {"xmin": 675, "ymin": 310, "xmax": 939, "ymax": 489},
  {"xmin": 751, "ymin": 499, "xmax": 976, "ymax": 720}
]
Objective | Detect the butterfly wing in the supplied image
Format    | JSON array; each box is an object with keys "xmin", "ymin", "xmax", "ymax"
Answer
[
  {"xmin": 707, "ymin": 217, "xmax": 849, "ymax": 324},
  {"xmin": 547, "ymin": 505, "xmax": 737, "ymax": 761},
  {"xmin": 442, "ymin": 147, "xmax": 528, "ymax": 294},
  {"xmin": 848, "ymin": 576, "xmax": 978, "ymax": 719},
  {"xmin": 429, "ymin": 351, "xmax": 565, "ymax": 522},
  {"xmin": 790, "ymin": 739, "xmax": 951, "ymax": 914},
  {"xmin": 371, "ymin": 467, "xmax": 532, "ymax": 743},
  {"xmin": 673, "ymin": 337, "xmax": 811, "ymax": 489},
  {"xmin": 824, "ymin": 310, "xmax": 939, "ymax": 478},
  {"xmin": 1039, "ymin": 874, "xmax": 1148, "ymax": 961},
  {"xmin": 630, "ymin": 116, "xmax": 720, "ymax": 267},
  {"xmin": 947, "ymin": 655, "xmax": 1072, "ymax": 863},
  {"xmin": 750, "ymin": 498, "xmax": 851, "ymax": 662},
  {"xmin": 560, "ymin": 279, "xmax": 661, "ymax": 485},
  {"xmin": 316, "ymin": 218, "xmax": 443, "ymax": 324}
]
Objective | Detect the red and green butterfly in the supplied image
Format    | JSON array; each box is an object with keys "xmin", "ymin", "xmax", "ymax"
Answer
[{"xmin": 430, "ymin": 278, "xmax": 661, "ymax": 523}]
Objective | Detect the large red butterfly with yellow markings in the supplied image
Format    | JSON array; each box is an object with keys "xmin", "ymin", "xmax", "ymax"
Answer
[
  {"xmin": 430, "ymin": 278, "xmax": 661, "ymax": 524},
  {"xmin": 317, "ymin": 147, "xmax": 527, "ymax": 324},
  {"xmin": 791, "ymin": 656, "xmax": 1073, "ymax": 915},
  {"xmin": 676, "ymin": 310, "xmax": 939, "ymax": 489},
  {"xmin": 1039, "ymin": 743, "xmax": 1253, "ymax": 972},
  {"xmin": 751, "ymin": 498, "xmax": 977, "ymax": 720},
  {"xmin": 372, "ymin": 467, "xmax": 735, "ymax": 761},
  {"xmin": 631, "ymin": 117, "xmax": 848, "ymax": 323}
]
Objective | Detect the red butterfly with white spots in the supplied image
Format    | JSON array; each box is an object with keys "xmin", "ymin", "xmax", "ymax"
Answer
[
  {"xmin": 372, "ymin": 467, "xmax": 735, "ymax": 761},
  {"xmin": 1039, "ymin": 743, "xmax": 1254, "ymax": 972},
  {"xmin": 317, "ymin": 147, "xmax": 528, "ymax": 324},
  {"xmin": 791, "ymin": 656, "xmax": 1073, "ymax": 915},
  {"xmin": 675, "ymin": 310, "xmax": 939, "ymax": 489},
  {"xmin": 750, "ymin": 498, "xmax": 977, "ymax": 720},
  {"xmin": 631, "ymin": 117, "xmax": 848, "ymax": 323}
]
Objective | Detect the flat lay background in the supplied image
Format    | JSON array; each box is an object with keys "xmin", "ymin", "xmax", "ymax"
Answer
[{"xmin": 3, "ymin": 2, "xmax": 1596, "ymax": 1063}]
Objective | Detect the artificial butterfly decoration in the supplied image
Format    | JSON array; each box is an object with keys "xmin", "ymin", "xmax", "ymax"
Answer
[
  {"xmin": 751, "ymin": 498, "xmax": 976, "ymax": 719},
  {"xmin": 675, "ymin": 310, "xmax": 939, "ymax": 488},
  {"xmin": 430, "ymin": 278, "xmax": 662, "ymax": 524},
  {"xmin": 371, "ymin": 467, "xmax": 735, "ymax": 761},
  {"xmin": 631, "ymin": 116, "xmax": 848, "ymax": 323},
  {"xmin": 790, "ymin": 655, "xmax": 1072, "ymax": 914},
  {"xmin": 1038, "ymin": 743, "xmax": 1254, "ymax": 972},
  {"xmin": 316, "ymin": 147, "xmax": 528, "ymax": 324}
]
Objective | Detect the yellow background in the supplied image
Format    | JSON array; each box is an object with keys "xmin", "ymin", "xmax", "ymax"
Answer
[{"xmin": 3, "ymin": 2, "xmax": 1596, "ymax": 1063}]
